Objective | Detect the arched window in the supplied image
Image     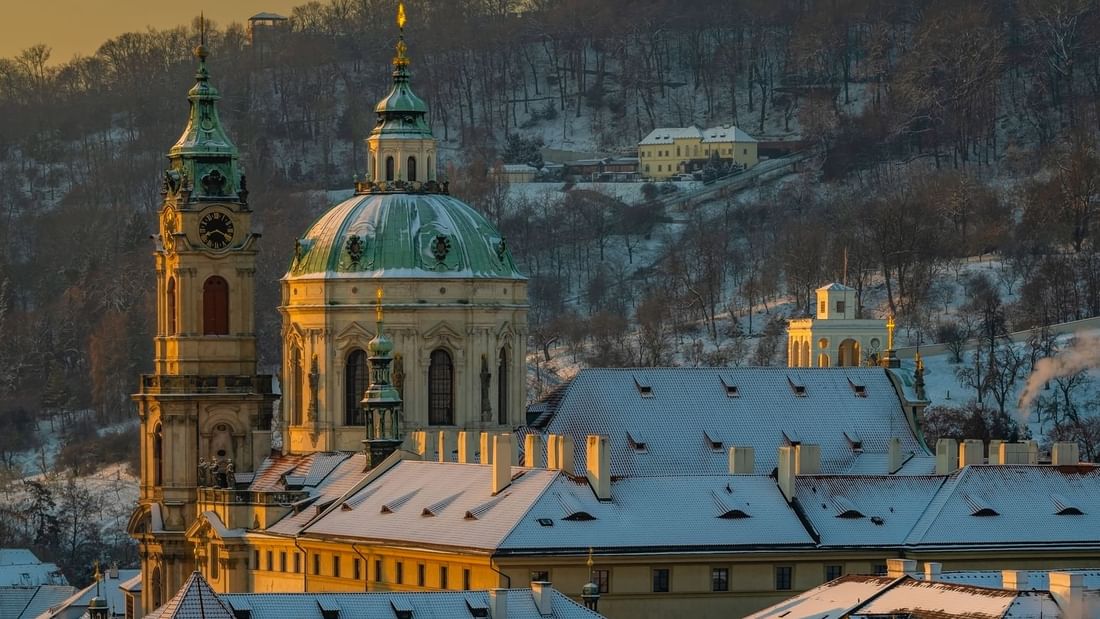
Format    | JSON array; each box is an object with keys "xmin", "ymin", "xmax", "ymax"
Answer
[
  {"xmin": 291, "ymin": 346, "xmax": 304, "ymax": 425},
  {"xmin": 151, "ymin": 566, "xmax": 163, "ymax": 609},
  {"xmin": 497, "ymin": 347, "xmax": 508, "ymax": 425},
  {"xmin": 345, "ymin": 349, "xmax": 368, "ymax": 425},
  {"xmin": 202, "ymin": 276, "xmax": 229, "ymax": 335},
  {"xmin": 385, "ymin": 156, "xmax": 395, "ymax": 181},
  {"xmin": 166, "ymin": 277, "xmax": 177, "ymax": 336},
  {"xmin": 152, "ymin": 424, "xmax": 163, "ymax": 486},
  {"xmin": 407, "ymin": 156, "xmax": 417, "ymax": 182},
  {"xmin": 428, "ymin": 349, "xmax": 454, "ymax": 425}
]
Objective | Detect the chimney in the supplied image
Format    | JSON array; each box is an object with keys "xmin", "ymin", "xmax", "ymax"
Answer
[
  {"xmin": 1026, "ymin": 440, "xmax": 1039, "ymax": 464},
  {"xmin": 728, "ymin": 446, "xmax": 755, "ymax": 474},
  {"xmin": 778, "ymin": 446, "xmax": 797, "ymax": 501},
  {"xmin": 586, "ymin": 435, "xmax": 611, "ymax": 500},
  {"xmin": 530, "ymin": 581, "xmax": 553, "ymax": 616},
  {"xmin": 888, "ymin": 437, "xmax": 902, "ymax": 474},
  {"xmin": 887, "ymin": 559, "xmax": 918, "ymax": 578},
  {"xmin": 1049, "ymin": 572, "xmax": 1084, "ymax": 617},
  {"xmin": 959, "ymin": 439, "xmax": 984, "ymax": 467},
  {"xmin": 492, "ymin": 434, "xmax": 512, "ymax": 495},
  {"xmin": 109, "ymin": 563, "xmax": 119, "ymax": 579},
  {"xmin": 457, "ymin": 431, "xmax": 476, "ymax": 464},
  {"xmin": 796, "ymin": 443, "xmax": 821, "ymax": 475},
  {"xmin": 438, "ymin": 430, "xmax": 454, "ymax": 463},
  {"xmin": 525, "ymin": 433, "xmax": 547, "ymax": 468},
  {"xmin": 480, "ymin": 432, "xmax": 495, "ymax": 465},
  {"xmin": 489, "ymin": 588, "xmax": 508, "ymax": 619},
  {"xmin": 555, "ymin": 435, "xmax": 575, "ymax": 475},
  {"xmin": 1002, "ymin": 570, "xmax": 1028, "ymax": 591},
  {"xmin": 988, "ymin": 440, "xmax": 1003, "ymax": 464},
  {"xmin": 412, "ymin": 430, "xmax": 428, "ymax": 459},
  {"xmin": 1000, "ymin": 442, "xmax": 1028, "ymax": 464},
  {"xmin": 936, "ymin": 438, "xmax": 958, "ymax": 474},
  {"xmin": 1052, "ymin": 441, "xmax": 1080, "ymax": 465},
  {"xmin": 547, "ymin": 435, "xmax": 574, "ymax": 475},
  {"xmin": 924, "ymin": 562, "xmax": 941, "ymax": 582}
]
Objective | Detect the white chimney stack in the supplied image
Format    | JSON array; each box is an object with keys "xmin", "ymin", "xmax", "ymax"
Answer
[
  {"xmin": 492, "ymin": 434, "xmax": 512, "ymax": 495},
  {"xmin": 924, "ymin": 562, "xmax": 941, "ymax": 582},
  {"xmin": 547, "ymin": 435, "xmax": 575, "ymax": 475},
  {"xmin": 489, "ymin": 588, "xmax": 508, "ymax": 619},
  {"xmin": 988, "ymin": 440, "xmax": 1003, "ymax": 464},
  {"xmin": 1002, "ymin": 570, "xmax": 1028, "ymax": 591},
  {"xmin": 457, "ymin": 431, "xmax": 476, "ymax": 463},
  {"xmin": 438, "ymin": 430, "xmax": 454, "ymax": 463},
  {"xmin": 887, "ymin": 559, "xmax": 918, "ymax": 578},
  {"xmin": 1049, "ymin": 572, "xmax": 1083, "ymax": 618},
  {"xmin": 525, "ymin": 433, "xmax": 547, "ymax": 468},
  {"xmin": 530, "ymin": 581, "xmax": 553, "ymax": 616},
  {"xmin": 1026, "ymin": 440, "xmax": 1039, "ymax": 464},
  {"xmin": 936, "ymin": 438, "xmax": 958, "ymax": 474},
  {"xmin": 888, "ymin": 437, "xmax": 903, "ymax": 474},
  {"xmin": 796, "ymin": 443, "xmax": 821, "ymax": 474},
  {"xmin": 1000, "ymin": 442, "xmax": 1028, "ymax": 464},
  {"xmin": 959, "ymin": 439, "xmax": 983, "ymax": 467},
  {"xmin": 480, "ymin": 432, "xmax": 494, "ymax": 465},
  {"xmin": 728, "ymin": 446, "xmax": 754, "ymax": 474},
  {"xmin": 1052, "ymin": 441, "xmax": 1080, "ymax": 465},
  {"xmin": 586, "ymin": 435, "xmax": 611, "ymax": 500}
]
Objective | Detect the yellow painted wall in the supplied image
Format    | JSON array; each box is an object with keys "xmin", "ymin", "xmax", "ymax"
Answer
[{"xmin": 639, "ymin": 137, "xmax": 758, "ymax": 179}]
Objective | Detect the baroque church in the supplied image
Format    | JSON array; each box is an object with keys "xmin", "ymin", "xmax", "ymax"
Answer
[
  {"xmin": 128, "ymin": 7, "xmax": 1100, "ymax": 619},
  {"xmin": 129, "ymin": 11, "xmax": 527, "ymax": 611}
]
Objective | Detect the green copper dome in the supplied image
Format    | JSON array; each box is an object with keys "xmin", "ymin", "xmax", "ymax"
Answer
[{"xmin": 288, "ymin": 193, "xmax": 524, "ymax": 280}]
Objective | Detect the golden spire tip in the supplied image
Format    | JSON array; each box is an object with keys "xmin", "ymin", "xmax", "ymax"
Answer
[
  {"xmin": 376, "ymin": 287, "xmax": 384, "ymax": 322},
  {"xmin": 397, "ymin": 2, "xmax": 407, "ymax": 30}
]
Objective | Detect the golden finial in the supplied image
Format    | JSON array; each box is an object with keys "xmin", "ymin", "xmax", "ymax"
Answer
[
  {"xmin": 393, "ymin": 2, "xmax": 410, "ymax": 67},
  {"xmin": 93, "ymin": 560, "xmax": 101, "ymax": 581},
  {"xmin": 915, "ymin": 350, "xmax": 924, "ymax": 372},
  {"xmin": 376, "ymin": 287, "xmax": 384, "ymax": 323},
  {"xmin": 586, "ymin": 547, "xmax": 594, "ymax": 569},
  {"xmin": 886, "ymin": 314, "xmax": 896, "ymax": 350}
]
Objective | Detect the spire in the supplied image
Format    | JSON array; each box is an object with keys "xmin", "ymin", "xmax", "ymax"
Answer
[
  {"xmin": 373, "ymin": 1, "xmax": 428, "ymax": 118},
  {"xmin": 362, "ymin": 287, "xmax": 402, "ymax": 443},
  {"xmin": 165, "ymin": 21, "xmax": 243, "ymax": 203}
]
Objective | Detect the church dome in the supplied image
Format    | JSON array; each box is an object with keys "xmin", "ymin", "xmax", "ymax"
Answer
[{"xmin": 288, "ymin": 192, "xmax": 524, "ymax": 280}]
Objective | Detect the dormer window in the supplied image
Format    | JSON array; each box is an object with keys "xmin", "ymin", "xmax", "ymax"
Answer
[
  {"xmin": 704, "ymin": 430, "xmax": 724, "ymax": 451},
  {"xmin": 627, "ymin": 431, "xmax": 648, "ymax": 453},
  {"xmin": 848, "ymin": 379, "xmax": 867, "ymax": 397},
  {"xmin": 720, "ymin": 376, "xmax": 739, "ymax": 398},
  {"xmin": 788, "ymin": 377, "xmax": 807, "ymax": 397},
  {"xmin": 633, "ymin": 375, "xmax": 654, "ymax": 398}
]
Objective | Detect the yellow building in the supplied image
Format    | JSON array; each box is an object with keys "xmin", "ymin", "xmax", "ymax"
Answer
[
  {"xmin": 638, "ymin": 125, "xmax": 758, "ymax": 179},
  {"xmin": 788, "ymin": 283, "xmax": 889, "ymax": 368}
]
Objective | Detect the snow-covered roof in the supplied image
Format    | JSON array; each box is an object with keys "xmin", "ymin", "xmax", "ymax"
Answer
[
  {"xmin": 39, "ymin": 569, "xmax": 139, "ymax": 619},
  {"xmin": 817, "ymin": 282, "xmax": 854, "ymax": 291},
  {"xmin": 299, "ymin": 461, "xmax": 559, "ymax": 550},
  {"xmin": 499, "ymin": 163, "xmax": 540, "ymax": 173},
  {"xmin": 0, "ymin": 550, "xmax": 67, "ymax": 588},
  {"xmin": 639, "ymin": 127, "xmax": 702, "ymax": 145},
  {"xmin": 266, "ymin": 454, "xmax": 370, "ymax": 535},
  {"xmin": 795, "ymin": 475, "xmax": 946, "ymax": 547},
  {"xmin": 748, "ymin": 575, "xmax": 1062, "ymax": 618},
  {"xmin": 0, "ymin": 586, "xmax": 74, "ymax": 619},
  {"xmin": 219, "ymin": 589, "xmax": 603, "ymax": 619},
  {"xmin": 145, "ymin": 572, "xmax": 234, "ymax": 619},
  {"xmin": 249, "ymin": 12, "xmax": 287, "ymax": 20},
  {"xmin": 933, "ymin": 568, "xmax": 1100, "ymax": 591},
  {"xmin": 700, "ymin": 125, "xmax": 757, "ymax": 143},
  {"xmin": 536, "ymin": 368, "xmax": 928, "ymax": 478},
  {"xmin": 906, "ymin": 465, "xmax": 1100, "ymax": 549},
  {"xmin": 500, "ymin": 474, "xmax": 814, "ymax": 553}
]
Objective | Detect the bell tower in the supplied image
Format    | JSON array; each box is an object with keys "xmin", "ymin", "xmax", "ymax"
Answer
[{"xmin": 130, "ymin": 39, "xmax": 276, "ymax": 614}]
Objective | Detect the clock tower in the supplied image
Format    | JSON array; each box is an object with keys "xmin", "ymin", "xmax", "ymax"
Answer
[{"xmin": 130, "ymin": 42, "xmax": 275, "ymax": 613}]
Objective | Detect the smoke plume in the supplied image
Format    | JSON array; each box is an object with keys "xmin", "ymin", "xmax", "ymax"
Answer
[{"xmin": 1017, "ymin": 333, "xmax": 1100, "ymax": 413}]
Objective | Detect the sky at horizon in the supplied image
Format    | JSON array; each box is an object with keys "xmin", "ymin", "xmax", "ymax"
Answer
[{"xmin": 0, "ymin": 1, "xmax": 304, "ymax": 63}]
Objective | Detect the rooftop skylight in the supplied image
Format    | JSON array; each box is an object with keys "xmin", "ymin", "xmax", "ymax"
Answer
[
  {"xmin": 633, "ymin": 375, "xmax": 655, "ymax": 398},
  {"xmin": 380, "ymin": 489, "xmax": 420, "ymax": 514},
  {"xmin": 788, "ymin": 376, "xmax": 807, "ymax": 397},
  {"xmin": 1052, "ymin": 493, "xmax": 1084, "ymax": 515},
  {"xmin": 963, "ymin": 493, "xmax": 999, "ymax": 517}
]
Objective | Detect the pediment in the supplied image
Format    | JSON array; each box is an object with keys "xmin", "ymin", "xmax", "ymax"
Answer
[
  {"xmin": 335, "ymin": 321, "xmax": 374, "ymax": 349},
  {"xmin": 423, "ymin": 321, "xmax": 462, "ymax": 347}
]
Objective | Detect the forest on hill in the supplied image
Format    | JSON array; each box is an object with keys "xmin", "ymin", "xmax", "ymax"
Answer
[{"xmin": 0, "ymin": 0, "xmax": 1098, "ymax": 495}]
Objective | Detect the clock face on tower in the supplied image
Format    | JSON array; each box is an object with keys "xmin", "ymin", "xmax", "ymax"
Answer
[{"xmin": 199, "ymin": 211, "xmax": 235, "ymax": 250}]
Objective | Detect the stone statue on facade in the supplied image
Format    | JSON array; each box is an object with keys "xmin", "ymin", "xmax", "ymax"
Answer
[
  {"xmin": 197, "ymin": 458, "xmax": 209, "ymax": 487},
  {"xmin": 225, "ymin": 459, "xmax": 236, "ymax": 488}
]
